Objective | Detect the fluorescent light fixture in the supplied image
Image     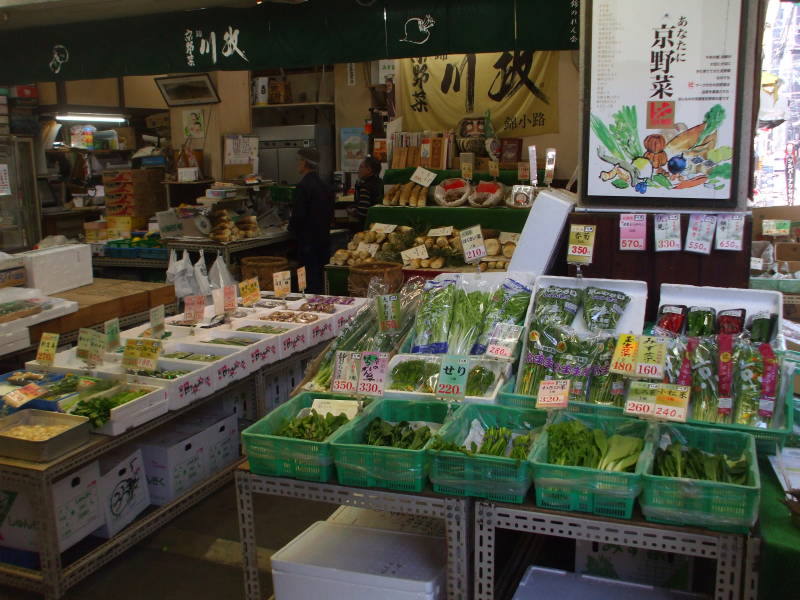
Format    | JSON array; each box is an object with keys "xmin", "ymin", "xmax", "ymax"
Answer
[{"xmin": 55, "ymin": 114, "xmax": 126, "ymax": 123}]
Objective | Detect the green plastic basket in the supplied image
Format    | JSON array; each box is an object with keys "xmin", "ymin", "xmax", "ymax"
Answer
[
  {"xmin": 330, "ymin": 398, "xmax": 454, "ymax": 492},
  {"xmin": 498, "ymin": 379, "xmax": 625, "ymax": 417},
  {"xmin": 640, "ymin": 423, "xmax": 760, "ymax": 533},
  {"xmin": 241, "ymin": 392, "xmax": 359, "ymax": 482},
  {"xmin": 428, "ymin": 403, "xmax": 547, "ymax": 503},
  {"xmin": 531, "ymin": 413, "xmax": 651, "ymax": 519}
]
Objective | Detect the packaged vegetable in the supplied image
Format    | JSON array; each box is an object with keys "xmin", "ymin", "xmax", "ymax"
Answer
[
  {"xmin": 717, "ymin": 309, "xmax": 746, "ymax": 335},
  {"xmin": 412, "ymin": 278, "xmax": 457, "ymax": 354},
  {"xmin": 689, "ymin": 336, "xmax": 726, "ymax": 423},
  {"xmin": 686, "ymin": 307, "xmax": 716, "ymax": 337},
  {"xmin": 533, "ymin": 285, "xmax": 581, "ymax": 326},
  {"xmin": 749, "ymin": 312, "xmax": 776, "ymax": 343},
  {"xmin": 656, "ymin": 305, "xmax": 687, "ymax": 334},
  {"xmin": 447, "ymin": 278, "xmax": 493, "ymax": 355},
  {"xmin": 472, "ymin": 278, "xmax": 532, "ymax": 355},
  {"xmin": 587, "ymin": 335, "xmax": 626, "ymax": 406},
  {"xmin": 733, "ymin": 340, "xmax": 780, "ymax": 428},
  {"xmin": 581, "ymin": 287, "xmax": 631, "ymax": 332}
]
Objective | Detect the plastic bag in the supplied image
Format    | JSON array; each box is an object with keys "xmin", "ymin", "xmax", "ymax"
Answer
[
  {"xmin": 447, "ymin": 276, "xmax": 494, "ymax": 356},
  {"xmin": 689, "ymin": 336, "xmax": 725, "ymax": 423},
  {"xmin": 433, "ymin": 178, "xmax": 471, "ymax": 207},
  {"xmin": 208, "ymin": 252, "xmax": 235, "ymax": 289},
  {"xmin": 173, "ymin": 250, "xmax": 198, "ymax": 298},
  {"xmin": 411, "ymin": 278, "xmax": 457, "ymax": 354},
  {"xmin": 467, "ymin": 181, "xmax": 506, "ymax": 207},
  {"xmin": 193, "ymin": 250, "xmax": 212, "ymax": 297},
  {"xmin": 472, "ymin": 277, "xmax": 532, "ymax": 355},
  {"xmin": 533, "ymin": 285, "xmax": 581, "ymax": 326},
  {"xmin": 166, "ymin": 249, "xmax": 179, "ymax": 283},
  {"xmin": 587, "ymin": 335, "xmax": 626, "ymax": 406},
  {"xmin": 581, "ymin": 287, "xmax": 630, "ymax": 332}
]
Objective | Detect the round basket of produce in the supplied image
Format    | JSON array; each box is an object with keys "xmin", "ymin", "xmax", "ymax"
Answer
[
  {"xmin": 240, "ymin": 256, "xmax": 289, "ymax": 290},
  {"xmin": 348, "ymin": 261, "xmax": 403, "ymax": 296}
]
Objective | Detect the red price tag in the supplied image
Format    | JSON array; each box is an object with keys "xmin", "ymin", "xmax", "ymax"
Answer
[{"xmin": 624, "ymin": 399, "xmax": 654, "ymax": 416}]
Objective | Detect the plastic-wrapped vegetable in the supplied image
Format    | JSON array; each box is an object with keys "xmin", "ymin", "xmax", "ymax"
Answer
[
  {"xmin": 689, "ymin": 336, "xmax": 726, "ymax": 424},
  {"xmin": 656, "ymin": 305, "xmax": 687, "ymax": 334},
  {"xmin": 387, "ymin": 359, "xmax": 440, "ymax": 393},
  {"xmin": 581, "ymin": 287, "xmax": 630, "ymax": 332},
  {"xmin": 588, "ymin": 335, "xmax": 626, "ymax": 406},
  {"xmin": 412, "ymin": 278, "xmax": 457, "ymax": 354},
  {"xmin": 472, "ymin": 278, "xmax": 532, "ymax": 355},
  {"xmin": 533, "ymin": 286, "xmax": 581, "ymax": 326},
  {"xmin": 733, "ymin": 340, "xmax": 779, "ymax": 428},
  {"xmin": 717, "ymin": 309, "xmax": 746, "ymax": 334},
  {"xmin": 663, "ymin": 335, "xmax": 688, "ymax": 385},
  {"xmin": 447, "ymin": 278, "xmax": 493, "ymax": 356},
  {"xmin": 686, "ymin": 307, "xmax": 716, "ymax": 337},
  {"xmin": 749, "ymin": 312, "xmax": 776, "ymax": 343}
]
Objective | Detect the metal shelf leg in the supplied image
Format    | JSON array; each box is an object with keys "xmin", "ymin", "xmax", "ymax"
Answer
[
  {"xmin": 474, "ymin": 501, "xmax": 495, "ymax": 600},
  {"xmin": 236, "ymin": 471, "xmax": 261, "ymax": 600}
]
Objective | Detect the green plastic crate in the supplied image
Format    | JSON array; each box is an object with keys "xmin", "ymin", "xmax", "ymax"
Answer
[
  {"xmin": 428, "ymin": 403, "xmax": 547, "ymax": 503},
  {"xmin": 330, "ymin": 398, "xmax": 454, "ymax": 492},
  {"xmin": 241, "ymin": 392, "xmax": 359, "ymax": 482},
  {"xmin": 640, "ymin": 423, "xmax": 760, "ymax": 533},
  {"xmin": 498, "ymin": 379, "xmax": 625, "ymax": 417},
  {"xmin": 531, "ymin": 413, "xmax": 651, "ymax": 519}
]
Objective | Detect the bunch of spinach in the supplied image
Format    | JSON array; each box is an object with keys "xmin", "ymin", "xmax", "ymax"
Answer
[
  {"xmin": 547, "ymin": 419, "xmax": 643, "ymax": 472},
  {"xmin": 276, "ymin": 409, "xmax": 349, "ymax": 442},
  {"xmin": 412, "ymin": 279, "xmax": 456, "ymax": 353},
  {"xmin": 364, "ymin": 418, "xmax": 432, "ymax": 450},
  {"xmin": 654, "ymin": 441, "xmax": 748, "ymax": 485},
  {"xmin": 473, "ymin": 278, "xmax": 532, "ymax": 355}
]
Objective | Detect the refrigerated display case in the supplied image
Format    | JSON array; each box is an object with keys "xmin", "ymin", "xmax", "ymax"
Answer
[{"xmin": 0, "ymin": 136, "xmax": 41, "ymax": 251}]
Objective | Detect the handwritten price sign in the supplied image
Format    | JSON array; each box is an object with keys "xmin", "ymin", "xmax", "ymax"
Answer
[
  {"xmin": 36, "ymin": 332, "xmax": 59, "ymax": 366},
  {"xmin": 460, "ymin": 225, "xmax": 487, "ymax": 263},
  {"xmin": 436, "ymin": 355, "xmax": 469, "ymax": 399},
  {"xmin": 536, "ymin": 379, "xmax": 570, "ymax": 409},
  {"xmin": 619, "ymin": 214, "xmax": 647, "ymax": 251},
  {"xmin": 273, "ymin": 270, "xmax": 291, "ymax": 298},
  {"xmin": 357, "ymin": 352, "xmax": 388, "ymax": 396},
  {"xmin": 239, "ymin": 278, "xmax": 260, "ymax": 307},
  {"xmin": 331, "ymin": 351, "xmax": 360, "ymax": 393},
  {"xmin": 567, "ymin": 225, "xmax": 596, "ymax": 265},
  {"xmin": 654, "ymin": 214, "xmax": 681, "ymax": 252}
]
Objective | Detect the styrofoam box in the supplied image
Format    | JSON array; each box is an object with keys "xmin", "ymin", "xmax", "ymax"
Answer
[
  {"xmin": 196, "ymin": 327, "xmax": 284, "ymax": 369},
  {"xmin": 26, "ymin": 347, "xmax": 114, "ymax": 376},
  {"xmin": 660, "ymin": 283, "xmax": 783, "ymax": 337},
  {"xmin": 0, "ymin": 326, "xmax": 30, "ymax": 358},
  {"xmin": 162, "ymin": 341, "xmax": 250, "ymax": 386},
  {"xmin": 139, "ymin": 426, "xmax": 209, "ymax": 505},
  {"xmin": 174, "ymin": 407, "xmax": 240, "ymax": 475},
  {"xmin": 383, "ymin": 354, "xmax": 511, "ymax": 404},
  {"xmin": 508, "ymin": 188, "xmax": 577, "ymax": 275},
  {"xmin": 327, "ymin": 507, "xmax": 446, "ymax": 538},
  {"xmin": 511, "ymin": 566, "xmax": 703, "ymax": 600},
  {"xmin": 120, "ymin": 321, "xmax": 194, "ymax": 343},
  {"xmin": 94, "ymin": 447, "xmax": 150, "ymax": 539},
  {"xmin": 271, "ymin": 521, "xmax": 446, "ymax": 600},
  {"xmin": 90, "ymin": 383, "xmax": 169, "ymax": 436},
  {"xmin": 284, "ymin": 299, "xmax": 358, "ymax": 336},
  {"xmin": 20, "ymin": 244, "xmax": 93, "ymax": 295},
  {"xmin": 0, "ymin": 287, "xmax": 78, "ymax": 333},
  {"xmin": 532, "ymin": 275, "xmax": 648, "ymax": 335},
  {"xmin": 0, "ymin": 461, "xmax": 103, "ymax": 553},
  {"xmin": 244, "ymin": 312, "xmax": 312, "ymax": 355},
  {"xmin": 228, "ymin": 318, "xmax": 304, "ymax": 362}
]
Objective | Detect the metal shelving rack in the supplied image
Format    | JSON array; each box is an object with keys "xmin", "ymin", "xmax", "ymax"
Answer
[
  {"xmin": 91, "ymin": 257, "xmax": 169, "ymax": 269},
  {"xmin": 166, "ymin": 233, "xmax": 292, "ymax": 266},
  {"xmin": 0, "ymin": 342, "xmax": 326, "ymax": 600},
  {"xmin": 236, "ymin": 470, "xmax": 473, "ymax": 600},
  {"xmin": 474, "ymin": 501, "xmax": 747, "ymax": 600}
]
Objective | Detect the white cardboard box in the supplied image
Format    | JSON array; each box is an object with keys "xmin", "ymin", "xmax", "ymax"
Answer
[
  {"xmin": 94, "ymin": 448, "xmax": 150, "ymax": 538},
  {"xmin": 175, "ymin": 408, "xmax": 240, "ymax": 475},
  {"xmin": 140, "ymin": 427, "xmax": 208, "ymax": 506},
  {"xmin": 0, "ymin": 461, "xmax": 103, "ymax": 553},
  {"xmin": 271, "ymin": 521, "xmax": 446, "ymax": 600},
  {"xmin": 20, "ymin": 244, "xmax": 93, "ymax": 295}
]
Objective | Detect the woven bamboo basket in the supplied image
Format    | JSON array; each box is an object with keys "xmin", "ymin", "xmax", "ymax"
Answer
[
  {"xmin": 347, "ymin": 261, "xmax": 403, "ymax": 296},
  {"xmin": 240, "ymin": 256, "xmax": 289, "ymax": 291}
]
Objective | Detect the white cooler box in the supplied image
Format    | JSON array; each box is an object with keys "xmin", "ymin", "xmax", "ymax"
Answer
[
  {"xmin": 271, "ymin": 521, "xmax": 446, "ymax": 600},
  {"xmin": 20, "ymin": 244, "xmax": 93, "ymax": 294}
]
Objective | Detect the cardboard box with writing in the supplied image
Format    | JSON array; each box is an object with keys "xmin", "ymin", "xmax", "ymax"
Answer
[
  {"xmin": 174, "ymin": 408, "xmax": 240, "ymax": 475},
  {"xmin": 94, "ymin": 447, "xmax": 150, "ymax": 538},
  {"xmin": 752, "ymin": 206, "xmax": 800, "ymax": 240},
  {"xmin": 140, "ymin": 427, "xmax": 209, "ymax": 506}
]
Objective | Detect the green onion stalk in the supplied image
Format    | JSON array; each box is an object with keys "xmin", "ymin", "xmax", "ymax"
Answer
[{"xmin": 588, "ymin": 336, "xmax": 625, "ymax": 407}]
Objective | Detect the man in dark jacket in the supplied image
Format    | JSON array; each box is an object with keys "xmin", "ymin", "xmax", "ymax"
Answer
[
  {"xmin": 288, "ymin": 148, "xmax": 334, "ymax": 293},
  {"xmin": 352, "ymin": 156, "xmax": 383, "ymax": 230}
]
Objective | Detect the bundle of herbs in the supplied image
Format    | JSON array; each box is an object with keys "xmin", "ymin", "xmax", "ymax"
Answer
[
  {"xmin": 447, "ymin": 279, "xmax": 493, "ymax": 355},
  {"xmin": 412, "ymin": 278, "xmax": 457, "ymax": 353},
  {"xmin": 653, "ymin": 441, "xmax": 749, "ymax": 485},
  {"xmin": 587, "ymin": 335, "xmax": 626, "ymax": 406},
  {"xmin": 363, "ymin": 418, "xmax": 433, "ymax": 450}
]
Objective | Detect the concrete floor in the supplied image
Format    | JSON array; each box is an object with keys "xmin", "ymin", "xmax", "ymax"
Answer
[{"xmin": 1, "ymin": 483, "xmax": 336, "ymax": 600}]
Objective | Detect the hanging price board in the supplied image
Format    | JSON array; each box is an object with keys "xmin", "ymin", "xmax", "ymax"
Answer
[
  {"xmin": 536, "ymin": 379, "xmax": 570, "ymax": 409},
  {"xmin": 184, "ymin": 295, "xmax": 205, "ymax": 323},
  {"xmin": 77, "ymin": 328, "xmax": 106, "ymax": 366},
  {"xmin": 122, "ymin": 338, "xmax": 163, "ymax": 372},
  {"xmin": 543, "ymin": 148, "xmax": 557, "ymax": 186},
  {"xmin": 273, "ymin": 270, "xmax": 291, "ymax": 298},
  {"xmin": 517, "ymin": 161, "xmax": 530, "ymax": 182},
  {"xmin": 567, "ymin": 224, "xmax": 596, "ymax": 265},
  {"xmin": 400, "ymin": 245, "xmax": 429, "ymax": 265},
  {"xmin": 4, "ymin": 383, "xmax": 47, "ymax": 409},
  {"xmin": 150, "ymin": 304, "xmax": 165, "ymax": 339},
  {"xmin": 460, "ymin": 225, "xmax": 487, "ymax": 263},
  {"xmin": 486, "ymin": 323, "xmax": 523, "ymax": 359},
  {"xmin": 376, "ymin": 294, "xmax": 401, "ymax": 332},
  {"xmin": 633, "ymin": 336, "xmax": 667, "ymax": 380},
  {"xmin": 762, "ymin": 219, "xmax": 790, "ymax": 236},
  {"xmin": 654, "ymin": 214, "xmax": 682, "ymax": 252},
  {"xmin": 619, "ymin": 213, "xmax": 647, "ymax": 251},
  {"xmin": 488, "ymin": 160, "xmax": 500, "ymax": 179},
  {"xmin": 410, "ymin": 166, "xmax": 437, "ymax": 187},
  {"xmin": 685, "ymin": 214, "xmax": 717, "ymax": 255},
  {"xmin": 715, "ymin": 213, "xmax": 744, "ymax": 251},
  {"xmin": 436, "ymin": 355, "xmax": 469, "ymax": 399},
  {"xmin": 357, "ymin": 352, "xmax": 389, "ymax": 396},
  {"xmin": 609, "ymin": 334, "xmax": 639, "ymax": 375},
  {"xmin": 104, "ymin": 318, "xmax": 120, "ymax": 351},
  {"xmin": 239, "ymin": 277, "xmax": 260, "ymax": 306},
  {"xmin": 371, "ymin": 223, "xmax": 397, "ymax": 233},
  {"xmin": 35, "ymin": 332, "xmax": 59, "ymax": 366},
  {"xmin": 223, "ymin": 284, "xmax": 237, "ymax": 314},
  {"xmin": 331, "ymin": 351, "xmax": 361, "ymax": 393}
]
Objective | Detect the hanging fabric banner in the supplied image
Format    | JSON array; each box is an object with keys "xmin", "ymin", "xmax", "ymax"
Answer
[{"xmin": 395, "ymin": 51, "xmax": 559, "ymax": 137}]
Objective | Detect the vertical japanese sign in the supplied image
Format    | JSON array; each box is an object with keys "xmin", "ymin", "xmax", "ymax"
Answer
[
  {"xmin": 685, "ymin": 214, "xmax": 717, "ymax": 254},
  {"xmin": 150, "ymin": 305, "xmax": 166, "ymax": 339},
  {"xmin": 297, "ymin": 267, "xmax": 307, "ymax": 293},
  {"xmin": 36, "ymin": 333, "xmax": 59, "ymax": 366},
  {"xmin": 105, "ymin": 318, "xmax": 120, "ymax": 351},
  {"xmin": 654, "ymin": 213, "xmax": 682, "ymax": 251},
  {"xmin": 619, "ymin": 213, "xmax": 647, "ymax": 250},
  {"xmin": 567, "ymin": 225, "xmax": 596, "ymax": 265},
  {"xmin": 357, "ymin": 352, "xmax": 389, "ymax": 396},
  {"xmin": 585, "ymin": 0, "xmax": 742, "ymax": 203},
  {"xmin": 376, "ymin": 294, "xmax": 401, "ymax": 332},
  {"xmin": 436, "ymin": 356, "xmax": 469, "ymax": 400}
]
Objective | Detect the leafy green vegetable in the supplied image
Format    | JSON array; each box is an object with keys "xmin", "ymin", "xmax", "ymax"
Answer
[
  {"xmin": 430, "ymin": 425, "xmax": 537, "ymax": 460},
  {"xmin": 582, "ymin": 287, "xmax": 630, "ymax": 332},
  {"xmin": 473, "ymin": 278, "xmax": 532, "ymax": 355},
  {"xmin": 609, "ymin": 106, "xmax": 644, "ymax": 160},
  {"xmin": 447, "ymin": 287, "xmax": 491, "ymax": 355},
  {"xmin": 693, "ymin": 104, "xmax": 726, "ymax": 149},
  {"xmin": 612, "ymin": 179, "xmax": 630, "ymax": 189},
  {"xmin": 70, "ymin": 387, "xmax": 149, "ymax": 427},
  {"xmin": 413, "ymin": 280, "xmax": 456, "ymax": 353},
  {"xmin": 465, "ymin": 365, "xmax": 495, "ymax": 397},
  {"xmin": 533, "ymin": 286, "xmax": 581, "ymax": 326},
  {"xmin": 588, "ymin": 336, "xmax": 626, "ymax": 407},
  {"xmin": 689, "ymin": 337, "xmax": 727, "ymax": 424},
  {"xmin": 590, "ymin": 114, "xmax": 626, "ymax": 163},
  {"xmin": 686, "ymin": 307, "xmax": 715, "ymax": 337},
  {"xmin": 654, "ymin": 441, "xmax": 748, "ymax": 485},
  {"xmin": 364, "ymin": 418, "xmax": 432, "ymax": 450},
  {"xmin": 276, "ymin": 409, "xmax": 349, "ymax": 441},
  {"xmin": 709, "ymin": 163, "xmax": 732, "ymax": 180},
  {"xmin": 387, "ymin": 359, "xmax": 440, "ymax": 392},
  {"xmin": 650, "ymin": 173, "xmax": 673, "ymax": 189},
  {"xmin": 547, "ymin": 419, "xmax": 643, "ymax": 472}
]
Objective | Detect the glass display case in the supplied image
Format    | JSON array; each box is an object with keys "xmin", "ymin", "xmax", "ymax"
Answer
[{"xmin": 0, "ymin": 136, "xmax": 40, "ymax": 251}]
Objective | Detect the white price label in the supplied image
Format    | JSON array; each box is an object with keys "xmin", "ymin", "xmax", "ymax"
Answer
[
  {"xmin": 410, "ymin": 166, "xmax": 437, "ymax": 187},
  {"xmin": 311, "ymin": 398, "xmax": 361, "ymax": 420},
  {"xmin": 543, "ymin": 148, "xmax": 556, "ymax": 186},
  {"xmin": 528, "ymin": 145, "xmax": 538, "ymax": 187},
  {"xmin": 685, "ymin": 214, "xmax": 717, "ymax": 255},
  {"xmin": 751, "ymin": 257, "xmax": 764, "ymax": 270},
  {"xmin": 460, "ymin": 225, "xmax": 487, "ymax": 263},
  {"xmin": 654, "ymin": 214, "xmax": 682, "ymax": 252},
  {"xmin": 536, "ymin": 379, "xmax": 570, "ymax": 409},
  {"xmin": 273, "ymin": 270, "xmax": 292, "ymax": 298},
  {"xmin": 715, "ymin": 213, "xmax": 744, "ymax": 251},
  {"xmin": 357, "ymin": 242, "xmax": 380, "ymax": 257},
  {"xmin": 331, "ymin": 351, "xmax": 361, "ymax": 393},
  {"xmin": 485, "ymin": 322, "xmax": 523, "ymax": 360},
  {"xmin": 400, "ymin": 245, "xmax": 429, "ymax": 265},
  {"xmin": 370, "ymin": 223, "xmax": 397, "ymax": 233},
  {"xmin": 428, "ymin": 226, "xmax": 454, "ymax": 237}
]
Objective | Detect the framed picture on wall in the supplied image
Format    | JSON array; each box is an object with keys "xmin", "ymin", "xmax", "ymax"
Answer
[
  {"xmin": 580, "ymin": 0, "xmax": 749, "ymax": 207},
  {"xmin": 155, "ymin": 74, "xmax": 220, "ymax": 107}
]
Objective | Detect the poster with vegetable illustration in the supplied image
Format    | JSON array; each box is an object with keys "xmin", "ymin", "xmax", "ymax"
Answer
[{"xmin": 585, "ymin": 0, "xmax": 741, "ymax": 203}]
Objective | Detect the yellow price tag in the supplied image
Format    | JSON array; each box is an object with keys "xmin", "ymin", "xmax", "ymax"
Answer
[
  {"xmin": 273, "ymin": 270, "xmax": 291, "ymax": 298},
  {"xmin": 633, "ymin": 336, "xmax": 667, "ymax": 380},
  {"xmin": 536, "ymin": 379, "xmax": 570, "ymax": 409},
  {"xmin": 567, "ymin": 224, "xmax": 596, "ymax": 265},
  {"xmin": 297, "ymin": 267, "xmax": 307, "ymax": 292},
  {"xmin": 654, "ymin": 384, "xmax": 691, "ymax": 422},
  {"xmin": 239, "ymin": 277, "xmax": 260, "ymax": 306},
  {"xmin": 461, "ymin": 162, "xmax": 474, "ymax": 181},
  {"xmin": 609, "ymin": 334, "xmax": 638, "ymax": 376},
  {"xmin": 488, "ymin": 161, "xmax": 500, "ymax": 178},
  {"xmin": 122, "ymin": 338, "xmax": 162, "ymax": 372},
  {"xmin": 36, "ymin": 332, "xmax": 59, "ymax": 366}
]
